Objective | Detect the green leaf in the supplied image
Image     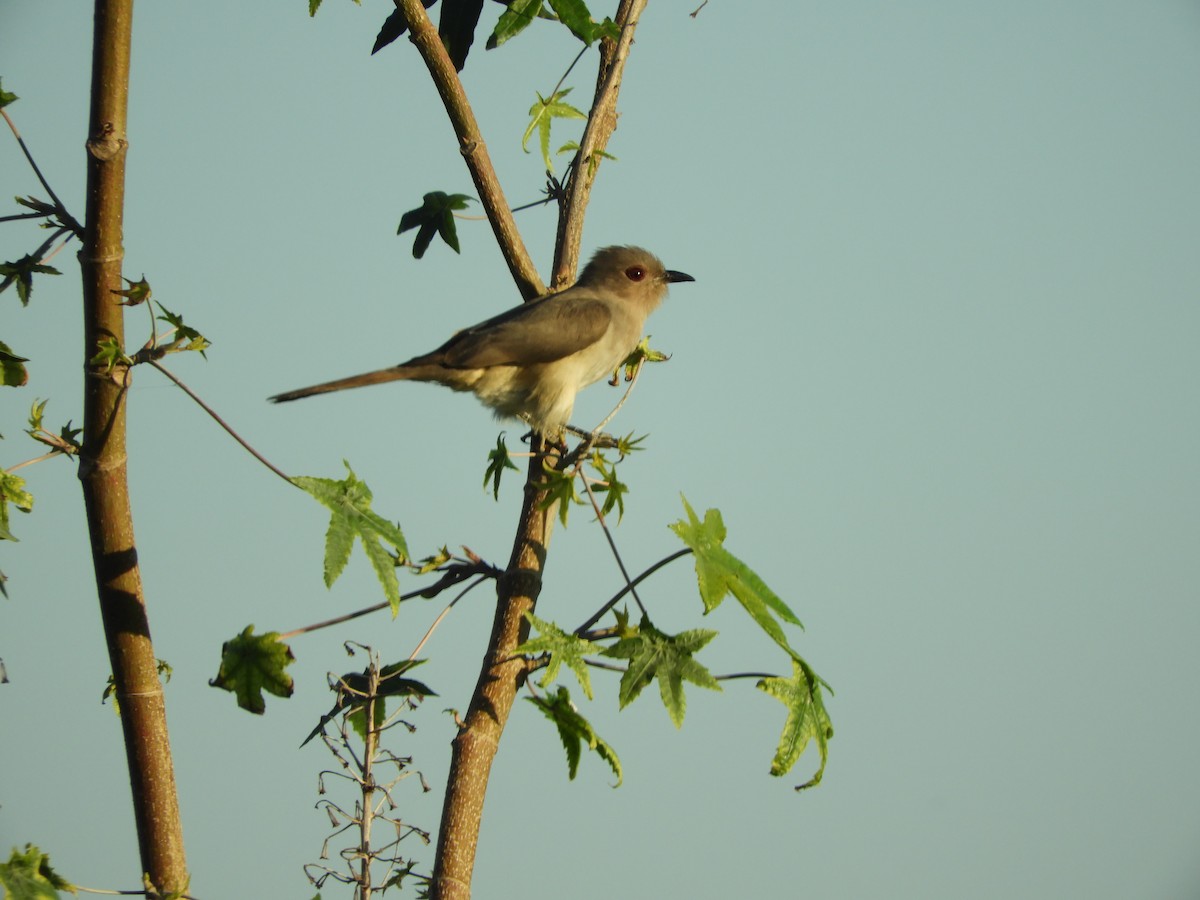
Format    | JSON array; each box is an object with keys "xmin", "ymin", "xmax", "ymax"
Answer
[
  {"xmin": 0, "ymin": 470, "xmax": 34, "ymax": 542},
  {"xmin": 26, "ymin": 400, "xmax": 81, "ymax": 457},
  {"xmin": 292, "ymin": 462, "xmax": 409, "ymax": 614},
  {"xmin": 612, "ymin": 431, "xmax": 647, "ymax": 457},
  {"xmin": 759, "ymin": 658, "xmax": 834, "ymax": 788},
  {"xmin": 397, "ymin": 191, "xmax": 473, "ymax": 258},
  {"xmin": 0, "ymin": 340, "xmax": 29, "ymax": 387},
  {"xmin": 487, "ymin": 0, "xmax": 543, "ymax": 49},
  {"xmin": 483, "ymin": 432, "xmax": 520, "ymax": 500},
  {"xmin": 0, "ymin": 255, "xmax": 62, "ymax": 306},
  {"xmin": 89, "ymin": 337, "xmax": 131, "ymax": 373},
  {"xmin": 527, "ymin": 686, "xmax": 622, "ymax": 785},
  {"xmin": 557, "ymin": 140, "xmax": 617, "ymax": 177},
  {"xmin": 27, "ymin": 399, "xmax": 47, "ymax": 433},
  {"xmin": 414, "ymin": 545, "xmax": 453, "ymax": 575},
  {"xmin": 616, "ymin": 335, "xmax": 669, "ymax": 382},
  {"xmin": 522, "ymin": 88, "xmax": 587, "ymax": 172},
  {"xmin": 515, "ymin": 612, "xmax": 602, "ymax": 699},
  {"xmin": 670, "ymin": 496, "xmax": 804, "ymax": 657},
  {"xmin": 210, "ymin": 625, "xmax": 295, "ymax": 714},
  {"xmin": 603, "ymin": 616, "xmax": 721, "ymax": 728},
  {"xmin": 437, "ymin": 0, "xmax": 485, "ymax": 71},
  {"xmin": 0, "ymin": 844, "xmax": 75, "ymax": 899},
  {"xmin": 535, "ymin": 459, "xmax": 582, "ymax": 526},
  {"xmin": 588, "ymin": 451, "xmax": 629, "ymax": 522},
  {"xmin": 546, "ymin": 0, "xmax": 599, "ymax": 44},
  {"xmin": 592, "ymin": 16, "xmax": 620, "ymax": 42},
  {"xmin": 112, "ymin": 274, "xmax": 151, "ymax": 306},
  {"xmin": 0, "ymin": 79, "xmax": 18, "ymax": 110},
  {"xmin": 155, "ymin": 301, "xmax": 211, "ymax": 357}
]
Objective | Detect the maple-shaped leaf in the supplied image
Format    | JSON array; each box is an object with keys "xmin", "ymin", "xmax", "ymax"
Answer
[
  {"xmin": 111, "ymin": 274, "xmax": 151, "ymax": 306},
  {"xmin": 522, "ymin": 88, "xmax": 586, "ymax": 173},
  {"xmin": 0, "ymin": 843, "xmax": 75, "ymax": 899},
  {"xmin": 397, "ymin": 191, "xmax": 473, "ymax": 258},
  {"xmin": 615, "ymin": 335, "xmax": 669, "ymax": 383},
  {"xmin": 603, "ymin": 616, "xmax": 720, "ymax": 727},
  {"xmin": 483, "ymin": 432, "xmax": 519, "ymax": 500},
  {"xmin": 535, "ymin": 458, "xmax": 582, "ymax": 526},
  {"xmin": 0, "ymin": 254, "xmax": 61, "ymax": 306},
  {"xmin": 759, "ymin": 658, "xmax": 834, "ymax": 789},
  {"xmin": 210, "ymin": 625, "xmax": 295, "ymax": 714},
  {"xmin": 527, "ymin": 685, "xmax": 622, "ymax": 785},
  {"xmin": 155, "ymin": 302, "xmax": 211, "ymax": 357},
  {"xmin": 515, "ymin": 612, "xmax": 601, "ymax": 699},
  {"xmin": 292, "ymin": 462, "xmax": 409, "ymax": 614},
  {"xmin": 670, "ymin": 496, "xmax": 804, "ymax": 657},
  {"xmin": 89, "ymin": 337, "xmax": 130, "ymax": 373},
  {"xmin": 587, "ymin": 451, "xmax": 629, "ymax": 522},
  {"xmin": 487, "ymin": 0, "xmax": 543, "ymax": 49},
  {"xmin": 0, "ymin": 340, "xmax": 28, "ymax": 388}
]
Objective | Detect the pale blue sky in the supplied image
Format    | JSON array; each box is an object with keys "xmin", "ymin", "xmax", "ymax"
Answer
[{"xmin": 3, "ymin": 2, "xmax": 1199, "ymax": 898}]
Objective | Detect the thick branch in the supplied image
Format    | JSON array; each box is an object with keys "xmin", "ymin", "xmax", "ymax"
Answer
[
  {"xmin": 79, "ymin": 0, "xmax": 188, "ymax": 892},
  {"xmin": 395, "ymin": 0, "xmax": 545, "ymax": 300},
  {"xmin": 552, "ymin": 0, "xmax": 648, "ymax": 286},
  {"xmin": 430, "ymin": 441, "xmax": 554, "ymax": 900}
]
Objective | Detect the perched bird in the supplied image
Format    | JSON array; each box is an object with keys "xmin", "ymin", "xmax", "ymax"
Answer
[{"xmin": 270, "ymin": 245, "xmax": 694, "ymax": 435}]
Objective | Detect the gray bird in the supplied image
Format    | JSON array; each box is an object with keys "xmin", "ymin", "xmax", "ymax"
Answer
[{"xmin": 269, "ymin": 246, "xmax": 694, "ymax": 436}]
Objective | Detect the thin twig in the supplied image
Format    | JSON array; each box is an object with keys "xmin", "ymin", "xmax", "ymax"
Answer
[
  {"xmin": 563, "ymin": 357, "xmax": 644, "ymax": 467},
  {"xmin": 578, "ymin": 472, "xmax": 646, "ymax": 617},
  {"xmin": 591, "ymin": 357, "xmax": 643, "ymax": 438},
  {"xmin": 407, "ymin": 576, "xmax": 488, "ymax": 660},
  {"xmin": 715, "ymin": 671, "xmax": 779, "ymax": 682},
  {"xmin": 549, "ymin": 45, "xmax": 590, "ymax": 100},
  {"xmin": 5, "ymin": 450, "xmax": 65, "ymax": 473},
  {"xmin": 146, "ymin": 359, "xmax": 293, "ymax": 485},
  {"xmin": 1, "ymin": 108, "xmax": 84, "ymax": 237},
  {"xmin": 278, "ymin": 600, "xmax": 392, "ymax": 641},
  {"xmin": 581, "ymin": 657, "xmax": 626, "ymax": 673},
  {"xmin": 576, "ymin": 547, "xmax": 693, "ymax": 634}
]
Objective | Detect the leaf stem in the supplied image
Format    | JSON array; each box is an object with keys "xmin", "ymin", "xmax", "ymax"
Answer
[
  {"xmin": 576, "ymin": 547, "xmax": 693, "ymax": 634},
  {"xmin": 146, "ymin": 359, "xmax": 294, "ymax": 486}
]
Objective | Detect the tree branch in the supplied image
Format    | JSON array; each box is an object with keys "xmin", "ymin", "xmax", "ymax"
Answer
[
  {"xmin": 395, "ymin": 0, "xmax": 545, "ymax": 300},
  {"xmin": 552, "ymin": 0, "xmax": 648, "ymax": 286},
  {"xmin": 78, "ymin": 1, "xmax": 188, "ymax": 892}
]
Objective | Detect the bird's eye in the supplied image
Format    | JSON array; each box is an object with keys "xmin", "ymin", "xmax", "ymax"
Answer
[{"xmin": 624, "ymin": 266, "xmax": 647, "ymax": 281}]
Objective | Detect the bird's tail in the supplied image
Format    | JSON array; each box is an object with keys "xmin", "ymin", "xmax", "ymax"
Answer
[{"xmin": 268, "ymin": 366, "xmax": 415, "ymax": 403}]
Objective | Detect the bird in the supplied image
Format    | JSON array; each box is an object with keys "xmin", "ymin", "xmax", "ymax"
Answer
[{"xmin": 269, "ymin": 245, "xmax": 694, "ymax": 436}]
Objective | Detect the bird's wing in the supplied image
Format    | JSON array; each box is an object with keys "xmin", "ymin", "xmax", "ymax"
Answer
[{"xmin": 434, "ymin": 294, "xmax": 612, "ymax": 368}]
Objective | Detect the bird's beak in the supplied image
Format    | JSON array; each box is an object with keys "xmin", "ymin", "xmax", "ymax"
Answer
[{"xmin": 665, "ymin": 270, "xmax": 695, "ymax": 284}]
